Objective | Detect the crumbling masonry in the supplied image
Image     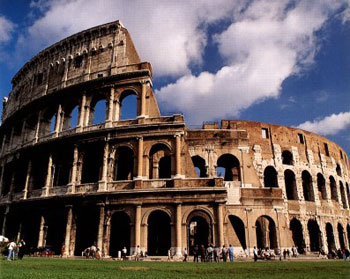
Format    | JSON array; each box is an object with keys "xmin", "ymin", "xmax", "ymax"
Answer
[{"xmin": 1, "ymin": 21, "xmax": 349, "ymax": 257}]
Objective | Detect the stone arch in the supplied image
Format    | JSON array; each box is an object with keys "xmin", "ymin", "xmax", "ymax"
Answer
[
  {"xmin": 191, "ymin": 155, "xmax": 207, "ymax": 178},
  {"xmin": 290, "ymin": 218, "xmax": 305, "ymax": 254},
  {"xmin": 114, "ymin": 146, "xmax": 134, "ymax": 181},
  {"xmin": 147, "ymin": 210, "xmax": 171, "ymax": 256},
  {"xmin": 62, "ymin": 104, "xmax": 80, "ymax": 130},
  {"xmin": 52, "ymin": 147, "xmax": 73, "ymax": 186},
  {"xmin": 89, "ymin": 92, "xmax": 107, "ymax": 125},
  {"xmin": 264, "ymin": 166, "xmax": 278, "ymax": 188},
  {"xmin": 282, "ymin": 150, "xmax": 293, "ymax": 165},
  {"xmin": 307, "ymin": 219, "xmax": 322, "ymax": 252},
  {"xmin": 347, "ymin": 224, "xmax": 350, "ymax": 248},
  {"xmin": 186, "ymin": 210, "xmax": 213, "ymax": 255},
  {"xmin": 216, "ymin": 153, "xmax": 240, "ymax": 181},
  {"xmin": 228, "ymin": 215, "xmax": 246, "ymax": 250},
  {"xmin": 119, "ymin": 89, "xmax": 138, "ymax": 120},
  {"xmin": 109, "ymin": 211, "xmax": 131, "ymax": 257},
  {"xmin": 317, "ymin": 173, "xmax": 327, "ymax": 200},
  {"xmin": 329, "ymin": 176, "xmax": 338, "ymax": 201},
  {"xmin": 337, "ymin": 223, "xmax": 345, "ymax": 249},
  {"xmin": 39, "ymin": 107, "xmax": 57, "ymax": 136},
  {"xmin": 339, "ymin": 181, "xmax": 347, "ymax": 209},
  {"xmin": 336, "ymin": 164, "xmax": 342, "ymax": 176},
  {"xmin": 23, "ymin": 112, "xmax": 38, "ymax": 142},
  {"xmin": 149, "ymin": 143, "xmax": 172, "ymax": 179},
  {"xmin": 346, "ymin": 182, "xmax": 350, "ymax": 208},
  {"xmin": 302, "ymin": 170, "xmax": 314, "ymax": 202},
  {"xmin": 81, "ymin": 142, "xmax": 104, "ymax": 183},
  {"xmin": 255, "ymin": 215, "xmax": 278, "ymax": 249},
  {"xmin": 325, "ymin": 222, "xmax": 336, "ymax": 252},
  {"xmin": 141, "ymin": 207, "xmax": 173, "ymax": 226},
  {"xmin": 284, "ymin": 169, "xmax": 298, "ymax": 200}
]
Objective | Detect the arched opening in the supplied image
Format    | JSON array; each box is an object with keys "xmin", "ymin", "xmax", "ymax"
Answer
[
  {"xmin": 228, "ymin": 215, "xmax": 246, "ymax": 250},
  {"xmin": 147, "ymin": 210, "xmax": 171, "ymax": 256},
  {"xmin": 347, "ymin": 224, "xmax": 350, "ymax": 248},
  {"xmin": 307, "ymin": 219, "xmax": 321, "ymax": 252},
  {"xmin": 336, "ymin": 164, "xmax": 342, "ymax": 176},
  {"xmin": 1, "ymin": 162, "xmax": 14, "ymax": 196},
  {"xmin": 337, "ymin": 223, "xmax": 345, "ymax": 249},
  {"xmin": 53, "ymin": 148, "xmax": 73, "ymax": 187},
  {"xmin": 217, "ymin": 154, "xmax": 240, "ymax": 181},
  {"xmin": 30, "ymin": 152, "xmax": 49, "ymax": 190},
  {"xmin": 326, "ymin": 223, "xmax": 336, "ymax": 252},
  {"xmin": 346, "ymin": 183, "xmax": 350, "ymax": 208},
  {"xmin": 109, "ymin": 212, "xmax": 131, "ymax": 257},
  {"xmin": 91, "ymin": 99, "xmax": 106, "ymax": 125},
  {"xmin": 317, "ymin": 173, "xmax": 327, "ymax": 200},
  {"xmin": 187, "ymin": 210, "xmax": 212, "ymax": 255},
  {"xmin": 282, "ymin": 150, "xmax": 293, "ymax": 165},
  {"xmin": 62, "ymin": 105, "xmax": 79, "ymax": 130},
  {"xmin": 45, "ymin": 209, "xmax": 66, "ymax": 255},
  {"xmin": 120, "ymin": 91, "xmax": 138, "ymax": 120},
  {"xmin": 339, "ymin": 181, "xmax": 347, "ymax": 209},
  {"xmin": 264, "ymin": 166, "xmax": 278, "ymax": 188},
  {"xmin": 49, "ymin": 114, "xmax": 57, "ymax": 133},
  {"xmin": 329, "ymin": 176, "xmax": 338, "ymax": 201},
  {"xmin": 149, "ymin": 144, "xmax": 172, "ymax": 179},
  {"xmin": 21, "ymin": 211, "xmax": 41, "ymax": 253},
  {"xmin": 114, "ymin": 147, "xmax": 134, "ymax": 180},
  {"xmin": 255, "ymin": 216, "xmax": 277, "ymax": 249},
  {"xmin": 81, "ymin": 143, "xmax": 104, "ymax": 183},
  {"xmin": 13, "ymin": 158, "xmax": 28, "ymax": 193},
  {"xmin": 191, "ymin": 156, "xmax": 207, "ymax": 178},
  {"xmin": 302, "ymin": 171, "xmax": 314, "ymax": 201},
  {"xmin": 39, "ymin": 108, "xmax": 57, "ymax": 136},
  {"xmin": 74, "ymin": 206, "xmax": 99, "ymax": 256},
  {"xmin": 290, "ymin": 218, "xmax": 305, "ymax": 254},
  {"xmin": 284, "ymin": 170, "xmax": 298, "ymax": 200}
]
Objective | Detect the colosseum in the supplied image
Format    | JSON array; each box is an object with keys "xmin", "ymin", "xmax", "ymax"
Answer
[{"xmin": 0, "ymin": 20, "xmax": 349, "ymax": 258}]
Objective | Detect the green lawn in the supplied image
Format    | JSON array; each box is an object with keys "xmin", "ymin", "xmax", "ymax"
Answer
[{"xmin": 0, "ymin": 258, "xmax": 349, "ymax": 279}]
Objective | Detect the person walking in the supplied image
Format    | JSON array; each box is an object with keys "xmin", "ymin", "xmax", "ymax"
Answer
[
  {"xmin": 7, "ymin": 241, "xmax": 16, "ymax": 261},
  {"xmin": 122, "ymin": 247, "xmax": 127, "ymax": 261},
  {"xmin": 253, "ymin": 246, "xmax": 258, "ymax": 262},
  {"xmin": 228, "ymin": 244, "xmax": 234, "ymax": 262},
  {"xmin": 17, "ymin": 239, "xmax": 26, "ymax": 260},
  {"xmin": 183, "ymin": 247, "xmax": 188, "ymax": 262}
]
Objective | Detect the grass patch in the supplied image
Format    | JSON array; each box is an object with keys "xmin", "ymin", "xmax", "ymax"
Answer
[{"xmin": 0, "ymin": 258, "xmax": 349, "ymax": 279}]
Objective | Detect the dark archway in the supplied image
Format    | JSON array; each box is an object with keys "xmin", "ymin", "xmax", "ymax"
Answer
[
  {"xmin": 149, "ymin": 144, "xmax": 171, "ymax": 179},
  {"xmin": 255, "ymin": 216, "xmax": 277, "ymax": 249},
  {"xmin": 147, "ymin": 210, "xmax": 171, "ymax": 256},
  {"xmin": 284, "ymin": 170, "xmax": 298, "ymax": 200},
  {"xmin": 302, "ymin": 171, "xmax": 314, "ymax": 201},
  {"xmin": 339, "ymin": 181, "xmax": 347, "ymax": 209},
  {"xmin": 290, "ymin": 218, "xmax": 305, "ymax": 254},
  {"xmin": 20, "ymin": 212, "xmax": 41, "ymax": 252},
  {"xmin": 282, "ymin": 150, "xmax": 293, "ymax": 165},
  {"xmin": 346, "ymin": 183, "xmax": 350, "ymax": 209},
  {"xmin": 337, "ymin": 223, "xmax": 345, "ymax": 249},
  {"xmin": 159, "ymin": 156, "xmax": 171, "ymax": 179},
  {"xmin": 114, "ymin": 147, "xmax": 134, "ymax": 180},
  {"xmin": 336, "ymin": 164, "xmax": 342, "ymax": 176},
  {"xmin": 187, "ymin": 211, "xmax": 212, "ymax": 255},
  {"xmin": 217, "ymin": 154, "xmax": 240, "ymax": 181},
  {"xmin": 317, "ymin": 173, "xmax": 327, "ymax": 200},
  {"xmin": 53, "ymin": 148, "xmax": 73, "ymax": 187},
  {"xmin": 307, "ymin": 219, "xmax": 321, "ymax": 252},
  {"xmin": 264, "ymin": 166, "xmax": 278, "ymax": 188},
  {"xmin": 45, "ymin": 209, "xmax": 66, "ymax": 255},
  {"xmin": 109, "ymin": 212, "xmax": 131, "ymax": 257},
  {"xmin": 192, "ymin": 156, "xmax": 207, "ymax": 178},
  {"xmin": 326, "ymin": 223, "xmax": 336, "ymax": 252},
  {"xmin": 347, "ymin": 224, "xmax": 350, "ymax": 248},
  {"xmin": 228, "ymin": 215, "xmax": 246, "ymax": 249},
  {"xmin": 329, "ymin": 176, "xmax": 338, "ymax": 202},
  {"xmin": 81, "ymin": 143, "xmax": 104, "ymax": 184}
]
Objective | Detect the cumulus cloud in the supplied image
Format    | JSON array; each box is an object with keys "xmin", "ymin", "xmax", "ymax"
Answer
[
  {"xmin": 0, "ymin": 16, "xmax": 15, "ymax": 43},
  {"xmin": 16, "ymin": 0, "xmax": 243, "ymax": 76},
  {"xmin": 157, "ymin": 0, "xmax": 348, "ymax": 123},
  {"xmin": 297, "ymin": 111, "xmax": 350, "ymax": 135}
]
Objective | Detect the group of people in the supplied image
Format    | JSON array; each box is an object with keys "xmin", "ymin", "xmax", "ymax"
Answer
[
  {"xmin": 189, "ymin": 244, "xmax": 235, "ymax": 262},
  {"xmin": 6, "ymin": 239, "xmax": 26, "ymax": 261},
  {"xmin": 253, "ymin": 246, "xmax": 276, "ymax": 261}
]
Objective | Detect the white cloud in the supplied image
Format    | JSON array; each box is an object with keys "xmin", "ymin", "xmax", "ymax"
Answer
[
  {"xmin": 157, "ymin": 0, "xmax": 348, "ymax": 123},
  {"xmin": 297, "ymin": 111, "xmax": 350, "ymax": 135},
  {"xmin": 16, "ymin": 0, "xmax": 243, "ymax": 77},
  {"xmin": 0, "ymin": 16, "xmax": 15, "ymax": 43}
]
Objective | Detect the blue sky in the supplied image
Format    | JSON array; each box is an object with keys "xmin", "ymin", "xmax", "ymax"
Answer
[{"xmin": 0, "ymin": 0, "xmax": 349, "ymax": 155}]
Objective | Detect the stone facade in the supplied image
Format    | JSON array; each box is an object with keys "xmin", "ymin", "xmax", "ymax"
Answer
[{"xmin": 0, "ymin": 21, "xmax": 349, "ymax": 258}]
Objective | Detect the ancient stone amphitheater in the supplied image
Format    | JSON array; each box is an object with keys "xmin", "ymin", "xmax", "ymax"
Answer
[{"xmin": 1, "ymin": 20, "xmax": 349, "ymax": 258}]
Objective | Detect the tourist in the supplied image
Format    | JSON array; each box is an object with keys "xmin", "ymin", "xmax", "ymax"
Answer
[
  {"xmin": 253, "ymin": 246, "xmax": 258, "ymax": 262},
  {"xmin": 183, "ymin": 247, "xmax": 188, "ymax": 262},
  {"xmin": 214, "ymin": 246, "xmax": 220, "ymax": 262},
  {"xmin": 228, "ymin": 244, "xmax": 234, "ymax": 262},
  {"xmin": 17, "ymin": 239, "xmax": 26, "ymax": 260},
  {"xmin": 200, "ymin": 245, "xmax": 206, "ymax": 262},
  {"xmin": 135, "ymin": 245, "xmax": 141, "ymax": 261},
  {"xmin": 207, "ymin": 244, "xmax": 213, "ymax": 262},
  {"xmin": 193, "ymin": 245, "xmax": 199, "ymax": 262},
  {"xmin": 221, "ymin": 245, "xmax": 227, "ymax": 262},
  {"xmin": 7, "ymin": 241, "xmax": 16, "ymax": 261},
  {"xmin": 122, "ymin": 247, "xmax": 127, "ymax": 260}
]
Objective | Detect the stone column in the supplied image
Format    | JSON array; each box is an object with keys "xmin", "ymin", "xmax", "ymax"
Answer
[
  {"xmin": 98, "ymin": 141, "xmax": 109, "ymax": 192},
  {"xmin": 175, "ymin": 203, "xmax": 182, "ymax": 256},
  {"xmin": 174, "ymin": 134, "xmax": 182, "ymax": 178},
  {"xmin": 217, "ymin": 203, "xmax": 224, "ymax": 248},
  {"xmin": 43, "ymin": 154, "xmax": 53, "ymax": 196},
  {"xmin": 77, "ymin": 93, "xmax": 86, "ymax": 128},
  {"xmin": 21, "ymin": 119, "xmax": 27, "ymax": 144},
  {"xmin": 136, "ymin": 137, "xmax": 143, "ymax": 179},
  {"xmin": 64, "ymin": 206, "xmax": 73, "ymax": 256},
  {"xmin": 23, "ymin": 160, "xmax": 32, "ymax": 199},
  {"xmin": 69, "ymin": 145, "xmax": 79, "ymax": 193},
  {"xmin": 8, "ymin": 127, "xmax": 14, "ymax": 149},
  {"xmin": 54, "ymin": 104, "xmax": 62, "ymax": 135},
  {"xmin": 139, "ymin": 80, "xmax": 147, "ymax": 117},
  {"xmin": 34, "ymin": 111, "xmax": 42, "ymax": 142},
  {"xmin": 37, "ymin": 215, "xmax": 46, "ymax": 248},
  {"xmin": 106, "ymin": 87, "xmax": 114, "ymax": 126},
  {"xmin": 1, "ymin": 206, "xmax": 9, "ymax": 236},
  {"xmin": 97, "ymin": 204, "xmax": 105, "ymax": 253},
  {"xmin": 134, "ymin": 204, "xmax": 141, "ymax": 252},
  {"xmin": 0, "ymin": 163, "xmax": 5, "ymax": 196},
  {"xmin": 1, "ymin": 135, "xmax": 6, "ymax": 155}
]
